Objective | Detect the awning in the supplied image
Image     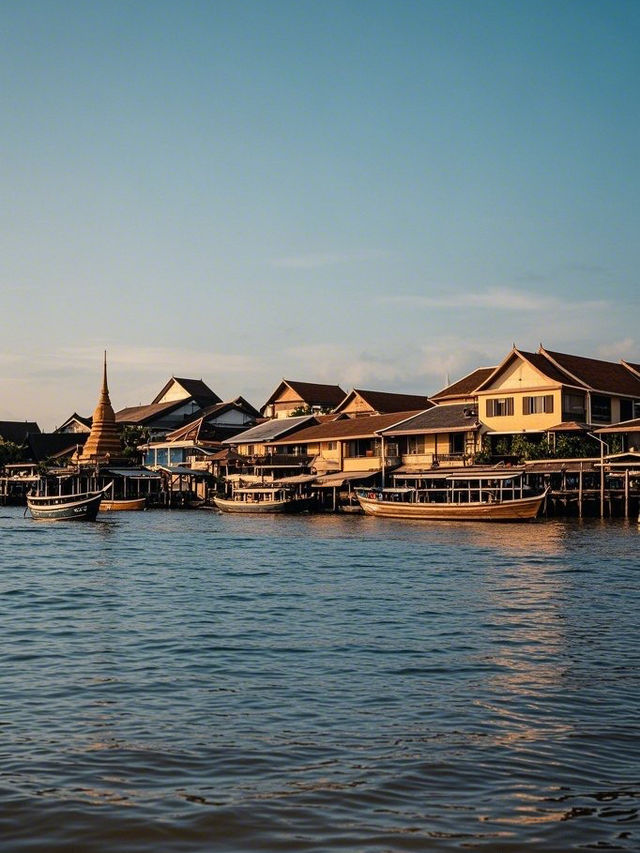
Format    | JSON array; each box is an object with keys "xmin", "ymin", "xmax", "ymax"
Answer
[
  {"xmin": 158, "ymin": 466, "xmax": 211, "ymax": 476},
  {"xmin": 104, "ymin": 467, "xmax": 161, "ymax": 479},
  {"xmin": 271, "ymin": 474, "xmax": 318, "ymax": 485},
  {"xmin": 314, "ymin": 470, "xmax": 377, "ymax": 487}
]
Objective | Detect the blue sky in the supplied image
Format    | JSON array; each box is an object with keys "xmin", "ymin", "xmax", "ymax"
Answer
[{"xmin": 2, "ymin": 0, "xmax": 639, "ymax": 429}]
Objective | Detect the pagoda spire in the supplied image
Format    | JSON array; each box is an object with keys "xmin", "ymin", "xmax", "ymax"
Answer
[{"xmin": 78, "ymin": 352, "xmax": 126, "ymax": 464}]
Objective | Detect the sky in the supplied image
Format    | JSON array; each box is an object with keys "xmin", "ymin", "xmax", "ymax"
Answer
[{"xmin": 1, "ymin": 0, "xmax": 639, "ymax": 430}]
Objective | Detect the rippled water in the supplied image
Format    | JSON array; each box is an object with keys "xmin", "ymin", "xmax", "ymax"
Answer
[{"xmin": 0, "ymin": 508, "xmax": 638, "ymax": 851}]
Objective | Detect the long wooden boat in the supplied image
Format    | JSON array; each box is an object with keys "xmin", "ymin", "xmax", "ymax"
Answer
[
  {"xmin": 27, "ymin": 483, "xmax": 112, "ymax": 522},
  {"xmin": 214, "ymin": 487, "xmax": 310, "ymax": 514},
  {"xmin": 99, "ymin": 496, "xmax": 147, "ymax": 512},
  {"xmin": 356, "ymin": 474, "xmax": 548, "ymax": 522}
]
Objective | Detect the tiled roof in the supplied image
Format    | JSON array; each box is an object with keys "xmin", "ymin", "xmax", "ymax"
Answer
[
  {"xmin": 541, "ymin": 348, "xmax": 640, "ymax": 397},
  {"xmin": 116, "ymin": 400, "xmax": 184, "ymax": 425},
  {"xmin": 223, "ymin": 415, "xmax": 317, "ymax": 444},
  {"xmin": 151, "ymin": 377, "xmax": 221, "ymax": 406},
  {"xmin": 623, "ymin": 361, "xmax": 640, "ymax": 379},
  {"xmin": 274, "ymin": 410, "xmax": 425, "ymax": 444},
  {"xmin": 0, "ymin": 421, "xmax": 40, "ymax": 444},
  {"xmin": 25, "ymin": 433, "xmax": 87, "ymax": 462},
  {"xmin": 336, "ymin": 389, "xmax": 434, "ymax": 413},
  {"xmin": 380, "ymin": 404, "xmax": 481, "ymax": 435},
  {"xmin": 262, "ymin": 380, "xmax": 346, "ymax": 410},
  {"xmin": 431, "ymin": 368, "xmax": 495, "ymax": 400}
]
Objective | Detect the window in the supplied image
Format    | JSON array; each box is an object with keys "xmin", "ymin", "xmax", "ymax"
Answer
[
  {"xmin": 591, "ymin": 395, "xmax": 611, "ymax": 424},
  {"xmin": 562, "ymin": 392, "xmax": 586, "ymax": 422},
  {"xmin": 450, "ymin": 433, "xmax": 464, "ymax": 454},
  {"xmin": 523, "ymin": 395, "xmax": 554, "ymax": 415},
  {"xmin": 486, "ymin": 397, "xmax": 514, "ymax": 417},
  {"xmin": 620, "ymin": 399, "xmax": 633, "ymax": 422},
  {"xmin": 406, "ymin": 435, "xmax": 425, "ymax": 454},
  {"xmin": 326, "ymin": 441, "xmax": 336, "ymax": 451}
]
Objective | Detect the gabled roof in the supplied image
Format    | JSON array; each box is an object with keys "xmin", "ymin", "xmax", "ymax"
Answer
[
  {"xmin": 431, "ymin": 367, "xmax": 496, "ymax": 400},
  {"xmin": 0, "ymin": 421, "xmax": 41, "ymax": 444},
  {"xmin": 55, "ymin": 413, "xmax": 92, "ymax": 433},
  {"xmin": 475, "ymin": 347, "xmax": 580, "ymax": 392},
  {"xmin": 261, "ymin": 379, "xmax": 346, "ymax": 411},
  {"xmin": 163, "ymin": 398, "xmax": 261, "ymax": 443},
  {"xmin": 24, "ymin": 433, "xmax": 87, "ymax": 463},
  {"xmin": 540, "ymin": 349, "xmax": 640, "ymax": 397},
  {"xmin": 152, "ymin": 377, "xmax": 221, "ymax": 407},
  {"xmin": 274, "ymin": 410, "xmax": 425, "ymax": 445},
  {"xmin": 223, "ymin": 415, "xmax": 318, "ymax": 445},
  {"xmin": 115, "ymin": 399, "xmax": 188, "ymax": 425},
  {"xmin": 380, "ymin": 404, "xmax": 481, "ymax": 436},
  {"xmin": 333, "ymin": 388, "xmax": 434, "ymax": 415}
]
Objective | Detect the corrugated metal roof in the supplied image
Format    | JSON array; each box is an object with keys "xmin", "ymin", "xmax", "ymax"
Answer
[{"xmin": 222, "ymin": 415, "xmax": 316, "ymax": 444}]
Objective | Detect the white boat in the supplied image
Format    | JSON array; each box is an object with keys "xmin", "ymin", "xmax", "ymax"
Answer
[
  {"xmin": 357, "ymin": 472, "xmax": 548, "ymax": 522},
  {"xmin": 214, "ymin": 487, "xmax": 311, "ymax": 514}
]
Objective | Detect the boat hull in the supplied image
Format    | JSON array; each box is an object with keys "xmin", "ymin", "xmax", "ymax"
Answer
[
  {"xmin": 213, "ymin": 496, "xmax": 312, "ymax": 514},
  {"xmin": 357, "ymin": 491, "xmax": 547, "ymax": 521},
  {"xmin": 99, "ymin": 497, "xmax": 147, "ymax": 512},
  {"xmin": 27, "ymin": 491, "xmax": 105, "ymax": 521}
]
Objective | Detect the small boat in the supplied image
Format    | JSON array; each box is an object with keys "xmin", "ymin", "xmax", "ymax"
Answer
[
  {"xmin": 357, "ymin": 473, "xmax": 548, "ymax": 522},
  {"xmin": 214, "ymin": 486, "xmax": 310, "ymax": 514},
  {"xmin": 27, "ymin": 482, "xmax": 113, "ymax": 522},
  {"xmin": 99, "ymin": 496, "xmax": 147, "ymax": 512}
]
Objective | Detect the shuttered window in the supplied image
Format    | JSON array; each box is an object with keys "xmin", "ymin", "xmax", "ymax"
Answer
[
  {"xmin": 486, "ymin": 397, "xmax": 514, "ymax": 417},
  {"xmin": 523, "ymin": 395, "xmax": 554, "ymax": 415}
]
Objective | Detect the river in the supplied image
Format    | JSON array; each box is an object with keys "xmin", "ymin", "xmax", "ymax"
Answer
[{"xmin": 0, "ymin": 508, "xmax": 638, "ymax": 851}]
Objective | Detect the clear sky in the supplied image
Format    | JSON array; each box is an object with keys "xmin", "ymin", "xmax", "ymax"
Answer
[{"xmin": 1, "ymin": 0, "xmax": 639, "ymax": 429}]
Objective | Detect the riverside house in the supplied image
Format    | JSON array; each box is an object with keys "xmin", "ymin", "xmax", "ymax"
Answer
[
  {"xmin": 115, "ymin": 376, "xmax": 223, "ymax": 437},
  {"xmin": 261, "ymin": 379, "xmax": 346, "ymax": 418},
  {"xmin": 332, "ymin": 389, "xmax": 433, "ymax": 418},
  {"xmin": 470, "ymin": 346, "xmax": 640, "ymax": 453}
]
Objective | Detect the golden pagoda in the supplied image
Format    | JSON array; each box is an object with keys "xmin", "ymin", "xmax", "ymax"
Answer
[{"xmin": 78, "ymin": 353, "xmax": 126, "ymax": 465}]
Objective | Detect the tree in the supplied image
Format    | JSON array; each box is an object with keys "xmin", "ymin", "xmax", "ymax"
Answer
[
  {"xmin": 120, "ymin": 425, "xmax": 151, "ymax": 462},
  {"xmin": 0, "ymin": 439, "xmax": 23, "ymax": 468}
]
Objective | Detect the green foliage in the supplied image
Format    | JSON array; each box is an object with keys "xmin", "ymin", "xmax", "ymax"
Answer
[
  {"xmin": 289, "ymin": 405, "xmax": 334, "ymax": 417},
  {"xmin": 0, "ymin": 439, "xmax": 23, "ymax": 468},
  {"xmin": 120, "ymin": 425, "xmax": 151, "ymax": 460}
]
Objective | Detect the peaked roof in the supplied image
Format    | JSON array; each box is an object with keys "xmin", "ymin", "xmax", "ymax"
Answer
[
  {"xmin": 162, "ymin": 398, "xmax": 261, "ymax": 443},
  {"xmin": 540, "ymin": 348, "xmax": 640, "ymax": 397},
  {"xmin": 55, "ymin": 413, "xmax": 92, "ymax": 433},
  {"xmin": 0, "ymin": 421, "xmax": 41, "ymax": 444},
  {"xmin": 261, "ymin": 379, "xmax": 346, "ymax": 411},
  {"xmin": 334, "ymin": 388, "xmax": 434, "ymax": 414},
  {"xmin": 274, "ymin": 410, "xmax": 425, "ymax": 444},
  {"xmin": 431, "ymin": 367, "xmax": 496, "ymax": 400},
  {"xmin": 380, "ymin": 404, "xmax": 481, "ymax": 435},
  {"xmin": 152, "ymin": 377, "xmax": 221, "ymax": 406},
  {"xmin": 475, "ymin": 347, "xmax": 582, "ymax": 391},
  {"xmin": 25, "ymin": 433, "xmax": 88, "ymax": 463},
  {"xmin": 116, "ymin": 399, "xmax": 191, "ymax": 425},
  {"xmin": 223, "ymin": 415, "xmax": 318, "ymax": 445}
]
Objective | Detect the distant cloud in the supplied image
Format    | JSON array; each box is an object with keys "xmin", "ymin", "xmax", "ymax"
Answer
[
  {"xmin": 379, "ymin": 287, "xmax": 608, "ymax": 314},
  {"xmin": 270, "ymin": 250, "xmax": 389, "ymax": 269},
  {"xmin": 597, "ymin": 338, "xmax": 640, "ymax": 362}
]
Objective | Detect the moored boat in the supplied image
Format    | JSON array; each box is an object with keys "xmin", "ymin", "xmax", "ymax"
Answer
[
  {"xmin": 214, "ymin": 486, "xmax": 310, "ymax": 514},
  {"xmin": 27, "ymin": 482, "xmax": 113, "ymax": 522},
  {"xmin": 357, "ymin": 473, "xmax": 548, "ymax": 522},
  {"xmin": 99, "ymin": 496, "xmax": 147, "ymax": 512}
]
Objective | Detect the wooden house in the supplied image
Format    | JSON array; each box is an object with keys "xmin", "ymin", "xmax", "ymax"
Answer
[
  {"xmin": 55, "ymin": 413, "xmax": 92, "ymax": 434},
  {"xmin": 115, "ymin": 376, "xmax": 223, "ymax": 437},
  {"xmin": 332, "ymin": 389, "xmax": 433, "ymax": 418},
  {"xmin": 378, "ymin": 404, "xmax": 483, "ymax": 472},
  {"xmin": 474, "ymin": 346, "xmax": 640, "ymax": 452},
  {"xmin": 271, "ymin": 410, "xmax": 424, "ymax": 476},
  {"xmin": 261, "ymin": 380, "xmax": 345, "ymax": 419},
  {"xmin": 430, "ymin": 367, "xmax": 496, "ymax": 405}
]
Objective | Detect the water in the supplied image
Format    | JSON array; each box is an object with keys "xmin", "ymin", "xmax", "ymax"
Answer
[{"xmin": 0, "ymin": 508, "xmax": 638, "ymax": 852}]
